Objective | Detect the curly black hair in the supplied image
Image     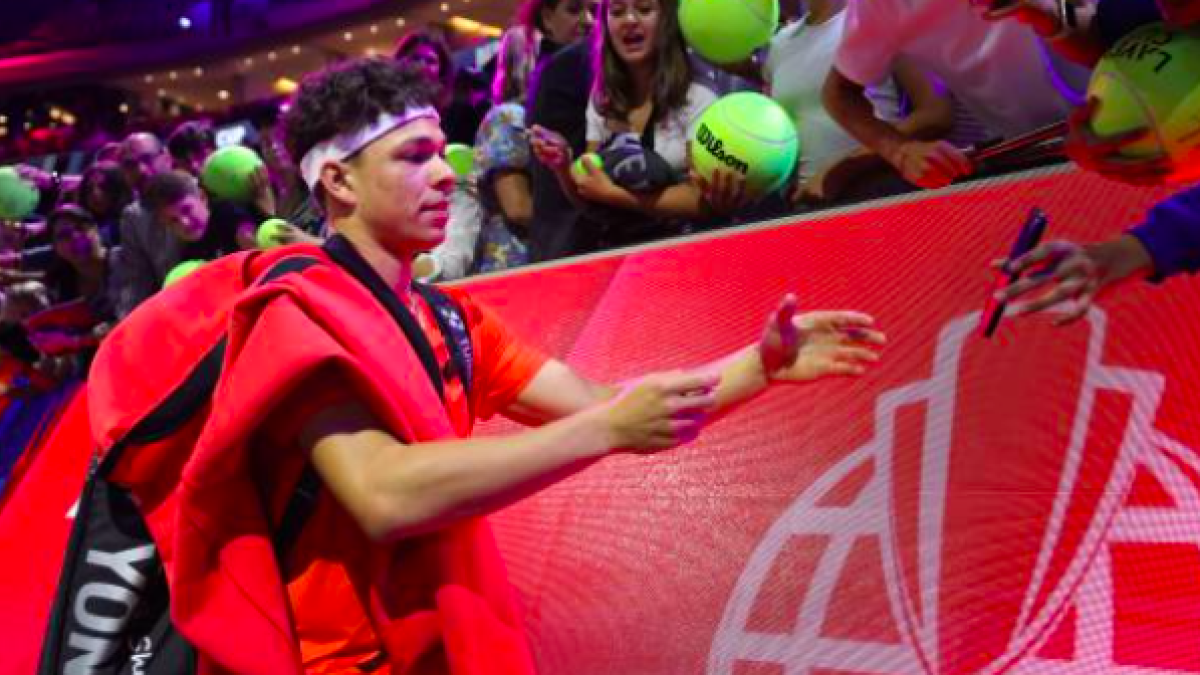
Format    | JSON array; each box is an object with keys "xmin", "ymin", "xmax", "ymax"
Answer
[{"xmin": 282, "ymin": 57, "xmax": 439, "ymax": 168}]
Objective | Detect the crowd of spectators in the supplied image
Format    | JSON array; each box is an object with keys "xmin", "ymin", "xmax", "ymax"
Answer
[{"xmin": 1, "ymin": 0, "xmax": 1188, "ymax": 391}]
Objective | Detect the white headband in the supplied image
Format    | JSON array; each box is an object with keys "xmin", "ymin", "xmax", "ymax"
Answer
[{"xmin": 299, "ymin": 107, "xmax": 440, "ymax": 190}]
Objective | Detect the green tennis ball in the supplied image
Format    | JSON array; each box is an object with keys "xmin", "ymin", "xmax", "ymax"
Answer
[
  {"xmin": 571, "ymin": 152, "xmax": 603, "ymax": 180},
  {"xmin": 690, "ymin": 92, "xmax": 798, "ymax": 198},
  {"xmin": 164, "ymin": 259, "xmax": 206, "ymax": 287},
  {"xmin": 200, "ymin": 145, "xmax": 264, "ymax": 204},
  {"xmin": 445, "ymin": 143, "xmax": 475, "ymax": 179},
  {"xmin": 256, "ymin": 218, "xmax": 289, "ymax": 249},
  {"xmin": 1087, "ymin": 22, "xmax": 1200, "ymax": 180},
  {"xmin": 0, "ymin": 167, "xmax": 40, "ymax": 220},
  {"xmin": 680, "ymin": 0, "xmax": 778, "ymax": 65}
]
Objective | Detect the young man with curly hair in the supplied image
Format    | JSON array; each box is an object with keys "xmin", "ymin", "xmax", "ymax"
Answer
[{"xmin": 140, "ymin": 58, "xmax": 884, "ymax": 673}]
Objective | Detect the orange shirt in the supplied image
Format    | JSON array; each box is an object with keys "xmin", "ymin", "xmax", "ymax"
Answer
[{"xmin": 260, "ymin": 289, "xmax": 547, "ymax": 673}]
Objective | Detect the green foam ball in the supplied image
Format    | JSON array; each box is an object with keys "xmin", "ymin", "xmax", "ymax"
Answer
[
  {"xmin": 680, "ymin": 0, "xmax": 778, "ymax": 65},
  {"xmin": 445, "ymin": 143, "xmax": 475, "ymax": 179},
  {"xmin": 201, "ymin": 145, "xmax": 264, "ymax": 204},
  {"xmin": 1087, "ymin": 22, "xmax": 1200, "ymax": 181},
  {"xmin": 256, "ymin": 218, "xmax": 290, "ymax": 249},
  {"xmin": 164, "ymin": 259, "xmax": 206, "ymax": 287},
  {"xmin": 689, "ymin": 92, "xmax": 798, "ymax": 198},
  {"xmin": 0, "ymin": 167, "xmax": 40, "ymax": 220}
]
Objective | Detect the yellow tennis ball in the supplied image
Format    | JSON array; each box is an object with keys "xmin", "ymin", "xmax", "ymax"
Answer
[
  {"xmin": 1087, "ymin": 22, "xmax": 1200, "ymax": 180},
  {"xmin": 680, "ymin": 0, "xmax": 778, "ymax": 65},
  {"xmin": 164, "ymin": 259, "xmax": 206, "ymax": 287},
  {"xmin": 445, "ymin": 143, "xmax": 475, "ymax": 179},
  {"xmin": 690, "ymin": 92, "xmax": 798, "ymax": 198},
  {"xmin": 571, "ymin": 152, "xmax": 603, "ymax": 180},
  {"xmin": 256, "ymin": 218, "xmax": 289, "ymax": 249}
]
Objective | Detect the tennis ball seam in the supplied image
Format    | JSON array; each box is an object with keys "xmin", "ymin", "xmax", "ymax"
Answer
[{"xmin": 716, "ymin": 97, "xmax": 797, "ymax": 146}]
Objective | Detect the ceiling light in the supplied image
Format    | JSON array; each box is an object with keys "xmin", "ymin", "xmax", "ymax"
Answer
[
  {"xmin": 194, "ymin": 67, "xmax": 204, "ymax": 76},
  {"xmin": 49, "ymin": 108, "xmax": 62, "ymax": 120},
  {"xmin": 440, "ymin": 3, "xmax": 450, "ymax": 11},
  {"xmin": 273, "ymin": 77, "xmax": 299, "ymax": 95},
  {"xmin": 343, "ymin": 31, "xmax": 353, "ymax": 41},
  {"xmin": 144, "ymin": 74, "xmax": 154, "ymax": 84},
  {"xmin": 291, "ymin": 45, "xmax": 301, "ymax": 54},
  {"xmin": 157, "ymin": 88, "xmax": 167, "ymax": 97},
  {"xmin": 169, "ymin": 71, "xmax": 178, "ymax": 80},
  {"xmin": 217, "ymin": 90, "xmax": 230, "ymax": 101},
  {"xmin": 395, "ymin": 17, "xmax": 406, "ymax": 26},
  {"xmin": 119, "ymin": 103, "xmax": 130, "ymax": 114},
  {"xmin": 178, "ymin": 16, "xmax": 192, "ymax": 29},
  {"xmin": 244, "ymin": 57, "xmax": 254, "ymax": 67},
  {"xmin": 370, "ymin": 24, "xmax": 379, "ymax": 34}
]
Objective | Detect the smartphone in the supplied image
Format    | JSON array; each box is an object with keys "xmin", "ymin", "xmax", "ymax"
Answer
[{"xmin": 980, "ymin": 207, "xmax": 1049, "ymax": 338}]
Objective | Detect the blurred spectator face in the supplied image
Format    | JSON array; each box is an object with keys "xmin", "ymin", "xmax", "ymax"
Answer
[
  {"xmin": 51, "ymin": 215, "xmax": 103, "ymax": 268},
  {"xmin": 154, "ymin": 192, "xmax": 211, "ymax": 243},
  {"xmin": 120, "ymin": 134, "xmax": 170, "ymax": 192},
  {"xmin": 84, "ymin": 179, "xmax": 115, "ymax": 216},
  {"xmin": 542, "ymin": 0, "xmax": 597, "ymax": 43},
  {"xmin": 95, "ymin": 142, "xmax": 122, "ymax": 164},
  {"xmin": 405, "ymin": 45, "xmax": 444, "ymax": 83},
  {"xmin": 607, "ymin": 0, "xmax": 661, "ymax": 67}
]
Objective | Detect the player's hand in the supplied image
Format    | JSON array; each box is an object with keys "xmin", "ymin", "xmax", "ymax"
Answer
[
  {"xmin": 886, "ymin": 140, "xmax": 973, "ymax": 189},
  {"xmin": 1066, "ymin": 98, "xmax": 1175, "ymax": 186},
  {"xmin": 994, "ymin": 235, "xmax": 1154, "ymax": 325},
  {"xmin": 760, "ymin": 294, "xmax": 886, "ymax": 383},
  {"xmin": 601, "ymin": 371, "xmax": 720, "ymax": 453},
  {"xmin": 529, "ymin": 125, "xmax": 573, "ymax": 171}
]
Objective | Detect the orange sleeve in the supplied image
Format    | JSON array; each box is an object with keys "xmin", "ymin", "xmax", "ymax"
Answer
[{"xmin": 455, "ymin": 292, "xmax": 549, "ymax": 421}]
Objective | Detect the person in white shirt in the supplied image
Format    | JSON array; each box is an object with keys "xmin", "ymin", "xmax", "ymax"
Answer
[
  {"xmin": 822, "ymin": 0, "xmax": 1090, "ymax": 189},
  {"xmin": 530, "ymin": 0, "xmax": 745, "ymax": 233},
  {"xmin": 765, "ymin": 0, "xmax": 954, "ymax": 205}
]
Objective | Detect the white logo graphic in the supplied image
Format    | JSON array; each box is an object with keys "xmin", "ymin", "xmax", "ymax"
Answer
[{"xmin": 710, "ymin": 310, "xmax": 1200, "ymax": 675}]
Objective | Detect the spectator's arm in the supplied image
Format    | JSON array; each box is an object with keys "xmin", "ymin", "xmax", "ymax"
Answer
[
  {"xmin": 823, "ymin": 67, "xmax": 911, "ymax": 166},
  {"xmin": 110, "ymin": 214, "xmax": 163, "ymax": 319},
  {"xmin": 492, "ymin": 171, "xmax": 534, "ymax": 230},
  {"xmin": 1127, "ymin": 184, "xmax": 1200, "ymax": 281},
  {"xmin": 889, "ymin": 59, "xmax": 954, "ymax": 141}
]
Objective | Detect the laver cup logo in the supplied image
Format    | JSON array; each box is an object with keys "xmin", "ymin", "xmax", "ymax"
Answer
[
  {"xmin": 711, "ymin": 309, "xmax": 1200, "ymax": 675},
  {"xmin": 696, "ymin": 124, "xmax": 749, "ymax": 176}
]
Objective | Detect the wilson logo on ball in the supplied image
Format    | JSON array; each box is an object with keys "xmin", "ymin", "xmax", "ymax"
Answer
[{"xmin": 696, "ymin": 123, "xmax": 750, "ymax": 176}]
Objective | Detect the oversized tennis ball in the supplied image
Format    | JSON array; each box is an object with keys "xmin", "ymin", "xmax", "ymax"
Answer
[
  {"xmin": 680, "ymin": 0, "xmax": 778, "ymax": 65},
  {"xmin": 200, "ymin": 145, "xmax": 264, "ymax": 203},
  {"xmin": 164, "ymin": 259, "xmax": 206, "ymax": 287},
  {"xmin": 0, "ymin": 167, "xmax": 40, "ymax": 220},
  {"xmin": 1087, "ymin": 22, "xmax": 1200, "ymax": 181},
  {"xmin": 690, "ymin": 92, "xmax": 798, "ymax": 198},
  {"xmin": 256, "ymin": 218, "xmax": 290, "ymax": 249},
  {"xmin": 445, "ymin": 143, "xmax": 475, "ymax": 179}
]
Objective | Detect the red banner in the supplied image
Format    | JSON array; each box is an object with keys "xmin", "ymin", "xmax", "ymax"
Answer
[
  {"xmin": 463, "ymin": 168, "xmax": 1200, "ymax": 675},
  {"xmin": 2, "ymin": 167, "xmax": 1197, "ymax": 674}
]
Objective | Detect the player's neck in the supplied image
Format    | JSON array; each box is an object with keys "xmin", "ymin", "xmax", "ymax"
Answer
[{"xmin": 335, "ymin": 223, "xmax": 417, "ymax": 296}]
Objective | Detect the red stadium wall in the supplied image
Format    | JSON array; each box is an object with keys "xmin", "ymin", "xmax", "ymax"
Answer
[
  {"xmin": 2, "ymin": 167, "xmax": 1197, "ymax": 674},
  {"xmin": 464, "ymin": 168, "xmax": 1200, "ymax": 675}
]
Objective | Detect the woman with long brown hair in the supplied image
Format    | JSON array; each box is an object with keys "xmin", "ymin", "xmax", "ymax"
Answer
[{"xmin": 530, "ymin": 0, "xmax": 743, "ymax": 248}]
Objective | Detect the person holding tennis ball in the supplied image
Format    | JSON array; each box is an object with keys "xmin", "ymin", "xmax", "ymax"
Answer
[
  {"xmin": 530, "ymin": 0, "xmax": 751, "ymax": 247},
  {"xmin": 988, "ymin": 0, "xmax": 1200, "ymax": 323}
]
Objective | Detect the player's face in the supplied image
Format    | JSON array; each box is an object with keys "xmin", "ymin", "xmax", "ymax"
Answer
[{"xmin": 348, "ymin": 118, "xmax": 455, "ymax": 256}]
